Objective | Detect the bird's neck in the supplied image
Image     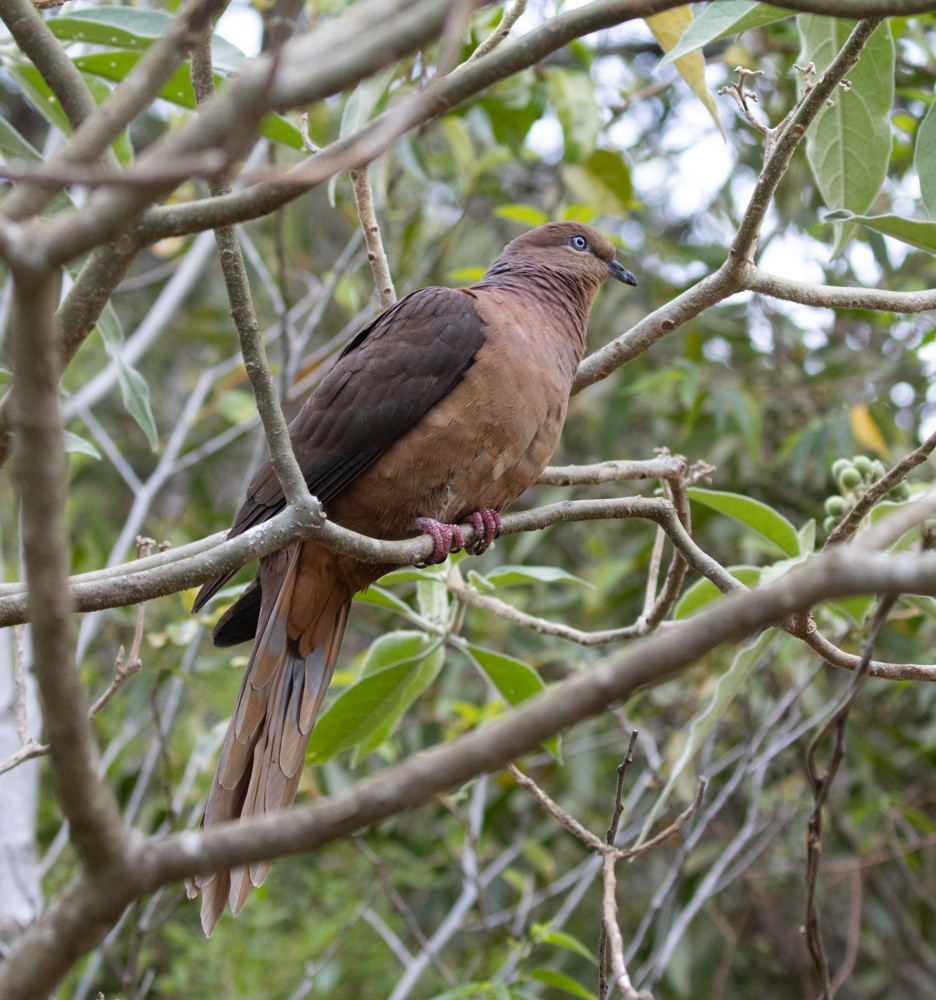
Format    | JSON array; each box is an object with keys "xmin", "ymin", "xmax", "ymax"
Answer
[{"xmin": 474, "ymin": 262, "xmax": 598, "ymax": 343}]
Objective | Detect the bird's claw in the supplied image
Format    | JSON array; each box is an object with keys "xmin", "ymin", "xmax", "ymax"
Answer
[
  {"xmin": 413, "ymin": 517, "xmax": 465, "ymax": 566},
  {"xmin": 413, "ymin": 508, "xmax": 501, "ymax": 565},
  {"xmin": 466, "ymin": 508, "xmax": 501, "ymax": 554}
]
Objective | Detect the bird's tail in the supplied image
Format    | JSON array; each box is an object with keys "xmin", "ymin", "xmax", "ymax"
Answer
[{"xmin": 188, "ymin": 545, "xmax": 349, "ymax": 935}]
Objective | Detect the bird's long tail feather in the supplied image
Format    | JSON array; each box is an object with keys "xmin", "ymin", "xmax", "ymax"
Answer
[{"xmin": 189, "ymin": 546, "xmax": 349, "ymax": 935}]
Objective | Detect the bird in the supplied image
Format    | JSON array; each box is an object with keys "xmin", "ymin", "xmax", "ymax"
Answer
[{"xmin": 188, "ymin": 221, "xmax": 637, "ymax": 932}]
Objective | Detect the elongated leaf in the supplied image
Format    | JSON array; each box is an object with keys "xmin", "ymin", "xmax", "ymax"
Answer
[
  {"xmin": 468, "ymin": 644, "xmax": 558, "ymax": 757},
  {"xmin": 427, "ymin": 984, "xmax": 506, "ymax": 1000},
  {"xmin": 688, "ymin": 487, "xmax": 800, "ymax": 556},
  {"xmin": 0, "ymin": 115, "xmax": 41, "ymax": 162},
  {"xmin": 357, "ymin": 630, "xmax": 435, "ymax": 678},
  {"xmin": 531, "ymin": 923, "xmax": 596, "ymax": 964},
  {"xmin": 353, "ymin": 584, "xmax": 416, "ymax": 617},
  {"xmin": 647, "ymin": 8, "xmax": 722, "ymax": 133},
  {"xmin": 95, "ymin": 303, "xmax": 159, "ymax": 450},
  {"xmin": 469, "ymin": 645, "xmax": 545, "ymax": 704},
  {"xmin": 916, "ymin": 99, "xmax": 936, "ymax": 219},
  {"xmin": 529, "ymin": 969, "xmax": 597, "ymax": 1000},
  {"xmin": 64, "ymin": 430, "xmax": 102, "ymax": 460},
  {"xmin": 481, "ymin": 564, "xmax": 590, "ymax": 589},
  {"xmin": 8, "ymin": 63, "xmax": 133, "ymax": 163},
  {"xmin": 825, "ymin": 209, "xmax": 936, "ymax": 254},
  {"xmin": 115, "ymin": 363, "xmax": 159, "ymax": 450},
  {"xmin": 657, "ymin": 1, "xmax": 790, "ymax": 69},
  {"xmin": 48, "ymin": 7, "xmax": 246, "ymax": 73},
  {"xmin": 494, "ymin": 204, "xmax": 549, "ymax": 227},
  {"xmin": 354, "ymin": 646, "xmax": 443, "ymax": 762},
  {"xmin": 561, "ymin": 148, "xmax": 633, "ymax": 215},
  {"xmin": 307, "ymin": 648, "xmax": 441, "ymax": 764},
  {"xmin": 849, "ymin": 403, "xmax": 888, "ymax": 457},
  {"xmin": 637, "ymin": 629, "xmax": 775, "ymax": 844},
  {"xmin": 73, "ymin": 52, "xmax": 303, "ymax": 149},
  {"xmin": 798, "ymin": 16, "xmax": 894, "ymax": 256},
  {"xmin": 340, "ymin": 63, "xmax": 397, "ymax": 139},
  {"xmin": 673, "ymin": 565, "xmax": 762, "ymax": 619}
]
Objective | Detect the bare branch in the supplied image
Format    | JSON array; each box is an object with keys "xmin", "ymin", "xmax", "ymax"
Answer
[
  {"xmin": 748, "ymin": 269, "xmax": 936, "ymax": 313},
  {"xmin": 804, "ymin": 592, "xmax": 897, "ymax": 999},
  {"xmin": 7, "ymin": 263, "xmax": 127, "ymax": 872},
  {"xmin": 191, "ymin": 24, "xmax": 311, "ymax": 508},
  {"xmin": 468, "ymin": 0, "xmax": 527, "ymax": 61}
]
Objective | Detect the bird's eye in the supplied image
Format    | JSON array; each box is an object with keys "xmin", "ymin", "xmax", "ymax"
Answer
[{"xmin": 570, "ymin": 235, "xmax": 589, "ymax": 251}]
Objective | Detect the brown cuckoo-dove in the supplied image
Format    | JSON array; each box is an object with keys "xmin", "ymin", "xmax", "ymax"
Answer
[{"xmin": 189, "ymin": 222, "xmax": 637, "ymax": 933}]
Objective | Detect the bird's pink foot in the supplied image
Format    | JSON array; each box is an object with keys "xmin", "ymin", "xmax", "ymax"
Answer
[
  {"xmin": 414, "ymin": 517, "xmax": 465, "ymax": 565},
  {"xmin": 466, "ymin": 508, "xmax": 501, "ymax": 554},
  {"xmin": 413, "ymin": 508, "xmax": 502, "ymax": 565}
]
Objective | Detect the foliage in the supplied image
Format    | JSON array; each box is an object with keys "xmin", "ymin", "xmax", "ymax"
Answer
[{"xmin": 0, "ymin": 2, "xmax": 935, "ymax": 999}]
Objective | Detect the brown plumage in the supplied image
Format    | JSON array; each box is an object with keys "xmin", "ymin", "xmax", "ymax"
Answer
[{"xmin": 188, "ymin": 222, "xmax": 637, "ymax": 933}]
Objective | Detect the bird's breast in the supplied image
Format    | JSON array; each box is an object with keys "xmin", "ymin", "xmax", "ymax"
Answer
[{"xmin": 327, "ymin": 297, "xmax": 585, "ymax": 542}]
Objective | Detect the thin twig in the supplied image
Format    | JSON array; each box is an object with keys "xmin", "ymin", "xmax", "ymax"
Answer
[
  {"xmin": 826, "ymin": 429, "xmax": 936, "ymax": 547},
  {"xmin": 191, "ymin": 23, "xmax": 312, "ymax": 510},
  {"xmin": 349, "ymin": 167, "xmax": 396, "ymax": 308},
  {"xmin": 804, "ymin": 591, "xmax": 898, "ymax": 999},
  {"xmin": 468, "ymin": 0, "xmax": 527, "ymax": 61},
  {"xmin": 599, "ymin": 734, "xmax": 639, "ymax": 1000},
  {"xmin": 12, "ymin": 623, "xmax": 29, "ymax": 745}
]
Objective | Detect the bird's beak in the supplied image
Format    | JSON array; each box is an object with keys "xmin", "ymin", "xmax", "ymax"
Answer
[{"xmin": 608, "ymin": 259, "xmax": 637, "ymax": 286}]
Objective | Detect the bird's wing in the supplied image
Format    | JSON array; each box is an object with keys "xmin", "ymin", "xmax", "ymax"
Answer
[{"xmin": 192, "ymin": 286, "xmax": 484, "ymax": 611}]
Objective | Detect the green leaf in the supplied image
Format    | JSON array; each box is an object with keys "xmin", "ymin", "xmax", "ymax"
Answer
[
  {"xmin": 824, "ymin": 209, "xmax": 936, "ymax": 254},
  {"xmin": 545, "ymin": 67, "xmax": 601, "ymax": 163},
  {"xmin": 531, "ymin": 924, "xmax": 597, "ymax": 964},
  {"xmin": 64, "ymin": 430, "xmax": 102, "ymax": 460},
  {"xmin": 378, "ymin": 566, "xmax": 445, "ymax": 586},
  {"xmin": 798, "ymin": 16, "xmax": 894, "ymax": 256},
  {"xmin": 657, "ymin": 1, "xmax": 790, "ymax": 69},
  {"xmin": 446, "ymin": 267, "xmax": 487, "ymax": 285},
  {"xmin": 340, "ymin": 63, "xmax": 397, "ymax": 138},
  {"xmin": 116, "ymin": 363, "xmax": 159, "ymax": 451},
  {"xmin": 688, "ymin": 487, "xmax": 800, "ymax": 556},
  {"xmin": 916, "ymin": 99, "xmax": 936, "ymax": 219},
  {"xmin": 357, "ymin": 630, "xmax": 435, "ymax": 678},
  {"xmin": 494, "ymin": 204, "xmax": 549, "ymax": 227},
  {"xmin": 673, "ymin": 565, "xmax": 761, "ymax": 619},
  {"xmin": 637, "ymin": 630, "xmax": 775, "ymax": 844},
  {"xmin": 47, "ymin": 7, "xmax": 247, "ymax": 73},
  {"xmin": 427, "ymin": 984, "xmax": 505, "ymax": 1000},
  {"xmin": 529, "ymin": 969, "xmax": 597, "ymax": 1000},
  {"xmin": 0, "ymin": 114, "xmax": 42, "ymax": 163},
  {"xmin": 307, "ymin": 637, "xmax": 442, "ymax": 764},
  {"xmin": 480, "ymin": 564, "xmax": 591, "ymax": 589},
  {"xmin": 561, "ymin": 148, "xmax": 633, "ymax": 216},
  {"xmin": 561, "ymin": 147, "xmax": 634, "ymax": 216},
  {"xmin": 8, "ymin": 63, "xmax": 133, "ymax": 164},
  {"xmin": 73, "ymin": 52, "xmax": 304, "ymax": 149},
  {"xmin": 353, "ymin": 584, "xmax": 415, "ymax": 617},
  {"xmin": 468, "ymin": 644, "xmax": 559, "ymax": 757},
  {"xmin": 95, "ymin": 303, "xmax": 159, "ymax": 450},
  {"xmin": 468, "ymin": 645, "xmax": 545, "ymax": 705}
]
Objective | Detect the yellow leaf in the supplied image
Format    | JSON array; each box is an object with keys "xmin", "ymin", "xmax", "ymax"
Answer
[
  {"xmin": 646, "ymin": 8, "xmax": 723, "ymax": 136},
  {"xmin": 849, "ymin": 405, "xmax": 888, "ymax": 457}
]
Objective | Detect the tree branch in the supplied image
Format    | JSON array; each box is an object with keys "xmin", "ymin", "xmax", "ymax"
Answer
[
  {"xmin": 191, "ymin": 23, "xmax": 311, "ymax": 508},
  {"xmin": 4, "ymin": 541, "xmax": 936, "ymax": 997},
  {"xmin": 746, "ymin": 269, "xmax": 936, "ymax": 313},
  {"xmin": 7, "ymin": 263, "xmax": 127, "ymax": 872}
]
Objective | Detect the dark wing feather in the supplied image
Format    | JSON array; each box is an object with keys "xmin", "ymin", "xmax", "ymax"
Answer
[{"xmin": 192, "ymin": 286, "xmax": 485, "ymax": 614}]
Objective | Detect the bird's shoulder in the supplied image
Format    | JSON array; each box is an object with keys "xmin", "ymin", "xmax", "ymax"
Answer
[{"xmin": 228, "ymin": 284, "xmax": 488, "ymax": 535}]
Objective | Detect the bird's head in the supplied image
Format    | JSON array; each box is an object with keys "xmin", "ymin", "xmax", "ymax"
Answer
[{"xmin": 499, "ymin": 222, "xmax": 637, "ymax": 290}]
